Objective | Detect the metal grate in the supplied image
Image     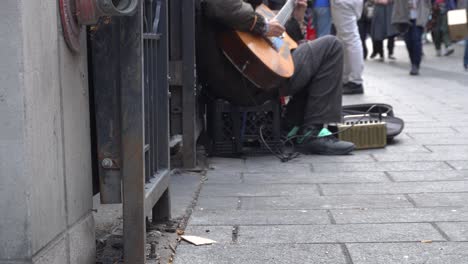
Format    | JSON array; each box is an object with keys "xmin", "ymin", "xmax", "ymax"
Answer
[{"xmin": 143, "ymin": 0, "xmax": 165, "ymax": 183}]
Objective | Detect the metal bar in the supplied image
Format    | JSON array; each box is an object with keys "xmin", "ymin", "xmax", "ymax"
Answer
[
  {"xmin": 168, "ymin": 0, "xmax": 183, "ymax": 138},
  {"xmin": 151, "ymin": 38, "xmax": 165, "ymax": 174},
  {"xmin": 151, "ymin": 1, "xmax": 158, "ymax": 175},
  {"xmin": 143, "ymin": 33, "xmax": 162, "ymax": 39},
  {"xmin": 145, "ymin": 36, "xmax": 151, "ymax": 182},
  {"xmin": 91, "ymin": 17, "xmax": 123, "ymax": 204},
  {"xmin": 181, "ymin": 0, "xmax": 197, "ymax": 168},
  {"xmin": 157, "ymin": 0, "xmax": 170, "ymax": 170},
  {"xmin": 152, "ymin": 188, "xmax": 171, "ymax": 223},
  {"xmin": 144, "ymin": 169, "xmax": 171, "ymax": 216},
  {"xmin": 120, "ymin": 0, "xmax": 146, "ymax": 262}
]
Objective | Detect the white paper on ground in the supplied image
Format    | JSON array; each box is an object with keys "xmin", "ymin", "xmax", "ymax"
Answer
[{"xmin": 181, "ymin": 235, "xmax": 217, "ymax": 246}]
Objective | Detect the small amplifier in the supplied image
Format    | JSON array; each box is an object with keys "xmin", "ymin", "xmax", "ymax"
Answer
[{"xmin": 337, "ymin": 115, "xmax": 387, "ymax": 150}]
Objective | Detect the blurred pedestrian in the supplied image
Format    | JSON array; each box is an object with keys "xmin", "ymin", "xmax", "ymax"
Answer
[
  {"xmin": 331, "ymin": 0, "xmax": 365, "ymax": 94},
  {"xmin": 313, "ymin": 0, "xmax": 332, "ymax": 37},
  {"xmin": 458, "ymin": 0, "xmax": 468, "ymax": 70},
  {"xmin": 464, "ymin": 39, "xmax": 468, "ymax": 70},
  {"xmin": 392, "ymin": 0, "xmax": 431, "ymax": 75},
  {"xmin": 359, "ymin": 0, "xmax": 373, "ymax": 59},
  {"xmin": 430, "ymin": 0, "xmax": 456, "ymax": 56},
  {"xmin": 370, "ymin": 0, "xmax": 398, "ymax": 61}
]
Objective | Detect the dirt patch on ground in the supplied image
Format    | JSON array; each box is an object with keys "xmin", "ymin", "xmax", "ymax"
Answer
[{"xmin": 95, "ymin": 170, "xmax": 205, "ymax": 263}]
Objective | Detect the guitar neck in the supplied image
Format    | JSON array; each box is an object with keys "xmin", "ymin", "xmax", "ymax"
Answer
[{"xmin": 273, "ymin": 0, "xmax": 296, "ymax": 26}]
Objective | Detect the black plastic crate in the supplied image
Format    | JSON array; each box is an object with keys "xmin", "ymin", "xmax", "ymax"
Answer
[{"xmin": 207, "ymin": 99, "xmax": 282, "ymax": 156}]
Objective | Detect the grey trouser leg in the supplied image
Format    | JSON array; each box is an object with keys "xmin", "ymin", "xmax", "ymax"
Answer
[
  {"xmin": 331, "ymin": 0, "xmax": 364, "ymax": 84},
  {"xmin": 286, "ymin": 36, "xmax": 344, "ymax": 126}
]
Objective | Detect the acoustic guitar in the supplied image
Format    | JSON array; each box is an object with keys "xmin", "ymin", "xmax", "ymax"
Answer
[{"xmin": 219, "ymin": 0, "xmax": 298, "ymax": 91}]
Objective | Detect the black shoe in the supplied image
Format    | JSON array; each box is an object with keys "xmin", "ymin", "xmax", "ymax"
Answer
[
  {"xmin": 343, "ymin": 82, "xmax": 364, "ymax": 95},
  {"xmin": 299, "ymin": 135, "xmax": 355, "ymax": 155},
  {"xmin": 409, "ymin": 64, "xmax": 419, "ymax": 76},
  {"xmin": 388, "ymin": 54, "xmax": 396, "ymax": 60},
  {"xmin": 370, "ymin": 52, "xmax": 377, "ymax": 59}
]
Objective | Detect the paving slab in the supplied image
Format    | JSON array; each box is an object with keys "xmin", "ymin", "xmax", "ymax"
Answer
[
  {"xmin": 174, "ymin": 244, "xmax": 347, "ymax": 264},
  {"xmin": 188, "ymin": 209, "xmax": 330, "ymax": 226},
  {"xmin": 372, "ymin": 152, "xmax": 468, "ymax": 162},
  {"xmin": 204, "ymin": 171, "xmax": 241, "ymax": 184},
  {"xmin": 243, "ymin": 171, "xmax": 389, "ymax": 184},
  {"xmin": 195, "ymin": 197, "xmax": 240, "ymax": 211},
  {"xmin": 241, "ymin": 194, "xmax": 412, "ymax": 210},
  {"xmin": 320, "ymin": 181, "xmax": 468, "ymax": 195},
  {"xmin": 446, "ymin": 161, "xmax": 468, "ymax": 170},
  {"xmin": 412, "ymin": 137, "xmax": 468, "ymax": 145},
  {"xmin": 435, "ymin": 222, "xmax": 468, "ymax": 241},
  {"xmin": 312, "ymin": 161, "xmax": 452, "ymax": 172},
  {"xmin": 208, "ymin": 158, "xmax": 246, "ymax": 172},
  {"xmin": 424, "ymin": 145, "xmax": 468, "ymax": 153},
  {"xmin": 352, "ymin": 145, "xmax": 431, "ymax": 155},
  {"xmin": 404, "ymin": 127, "xmax": 457, "ymax": 134},
  {"xmin": 331, "ymin": 207, "xmax": 468, "ymax": 224},
  {"xmin": 347, "ymin": 242, "xmax": 468, "ymax": 264},
  {"xmin": 387, "ymin": 171, "xmax": 465, "ymax": 182},
  {"xmin": 238, "ymin": 223, "xmax": 445, "ymax": 243},
  {"xmin": 199, "ymin": 183, "xmax": 320, "ymax": 197},
  {"xmin": 408, "ymin": 193, "xmax": 468, "ymax": 207},
  {"xmin": 244, "ymin": 161, "xmax": 311, "ymax": 173},
  {"xmin": 283, "ymin": 154, "xmax": 376, "ymax": 164}
]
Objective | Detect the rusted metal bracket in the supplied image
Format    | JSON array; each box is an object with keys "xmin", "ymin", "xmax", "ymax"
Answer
[{"xmin": 59, "ymin": 0, "xmax": 138, "ymax": 53}]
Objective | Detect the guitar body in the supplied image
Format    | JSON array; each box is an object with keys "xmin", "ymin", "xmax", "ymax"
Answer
[{"xmin": 219, "ymin": 4, "xmax": 298, "ymax": 91}]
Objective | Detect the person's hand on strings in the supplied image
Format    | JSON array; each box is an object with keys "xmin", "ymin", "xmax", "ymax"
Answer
[{"xmin": 265, "ymin": 20, "xmax": 285, "ymax": 37}]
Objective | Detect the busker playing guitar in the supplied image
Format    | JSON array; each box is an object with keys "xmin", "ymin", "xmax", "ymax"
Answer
[{"xmin": 197, "ymin": 0, "xmax": 355, "ymax": 155}]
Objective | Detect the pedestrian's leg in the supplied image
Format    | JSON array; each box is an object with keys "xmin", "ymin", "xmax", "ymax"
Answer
[
  {"xmin": 441, "ymin": 13, "xmax": 454, "ymax": 56},
  {"xmin": 441, "ymin": 13, "xmax": 451, "ymax": 48},
  {"xmin": 314, "ymin": 7, "xmax": 332, "ymax": 38},
  {"xmin": 432, "ymin": 16, "xmax": 442, "ymax": 54},
  {"xmin": 331, "ymin": 0, "xmax": 364, "ymax": 85},
  {"xmin": 376, "ymin": 40, "xmax": 384, "ymax": 58},
  {"xmin": 288, "ymin": 36, "xmax": 343, "ymax": 124},
  {"xmin": 387, "ymin": 36, "xmax": 395, "ymax": 59},
  {"xmin": 464, "ymin": 38, "xmax": 468, "ymax": 69},
  {"xmin": 413, "ymin": 26, "xmax": 423, "ymax": 68},
  {"xmin": 358, "ymin": 19, "xmax": 368, "ymax": 59},
  {"xmin": 404, "ymin": 22, "xmax": 415, "ymax": 65}
]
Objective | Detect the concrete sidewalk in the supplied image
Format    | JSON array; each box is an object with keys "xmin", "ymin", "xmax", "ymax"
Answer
[{"xmin": 173, "ymin": 42, "xmax": 468, "ymax": 263}]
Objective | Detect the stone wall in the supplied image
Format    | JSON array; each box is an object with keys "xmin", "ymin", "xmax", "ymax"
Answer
[{"xmin": 0, "ymin": 0, "xmax": 95, "ymax": 263}]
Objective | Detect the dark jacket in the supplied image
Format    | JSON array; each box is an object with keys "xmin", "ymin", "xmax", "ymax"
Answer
[
  {"xmin": 370, "ymin": 3, "xmax": 398, "ymax": 40},
  {"xmin": 197, "ymin": 0, "xmax": 302, "ymax": 106}
]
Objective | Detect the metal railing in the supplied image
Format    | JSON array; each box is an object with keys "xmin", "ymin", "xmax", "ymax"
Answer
[{"xmin": 90, "ymin": 0, "xmax": 171, "ymax": 262}]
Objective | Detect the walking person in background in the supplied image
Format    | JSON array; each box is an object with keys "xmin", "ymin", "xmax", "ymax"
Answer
[
  {"xmin": 359, "ymin": 0, "xmax": 373, "ymax": 59},
  {"xmin": 430, "ymin": 0, "xmax": 456, "ymax": 56},
  {"xmin": 392, "ymin": 0, "xmax": 431, "ymax": 75},
  {"xmin": 464, "ymin": 38, "xmax": 468, "ymax": 70},
  {"xmin": 370, "ymin": 0, "xmax": 398, "ymax": 61},
  {"xmin": 458, "ymin": 0, "xmax": 468, "ymax": 70},
  {"xmin": 331, "ymin": 0, "xmax": 365, "ymax": 94},
  {"xmin": 313, "ymin": 0, "xmax": 333, "ymax": 37}
]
